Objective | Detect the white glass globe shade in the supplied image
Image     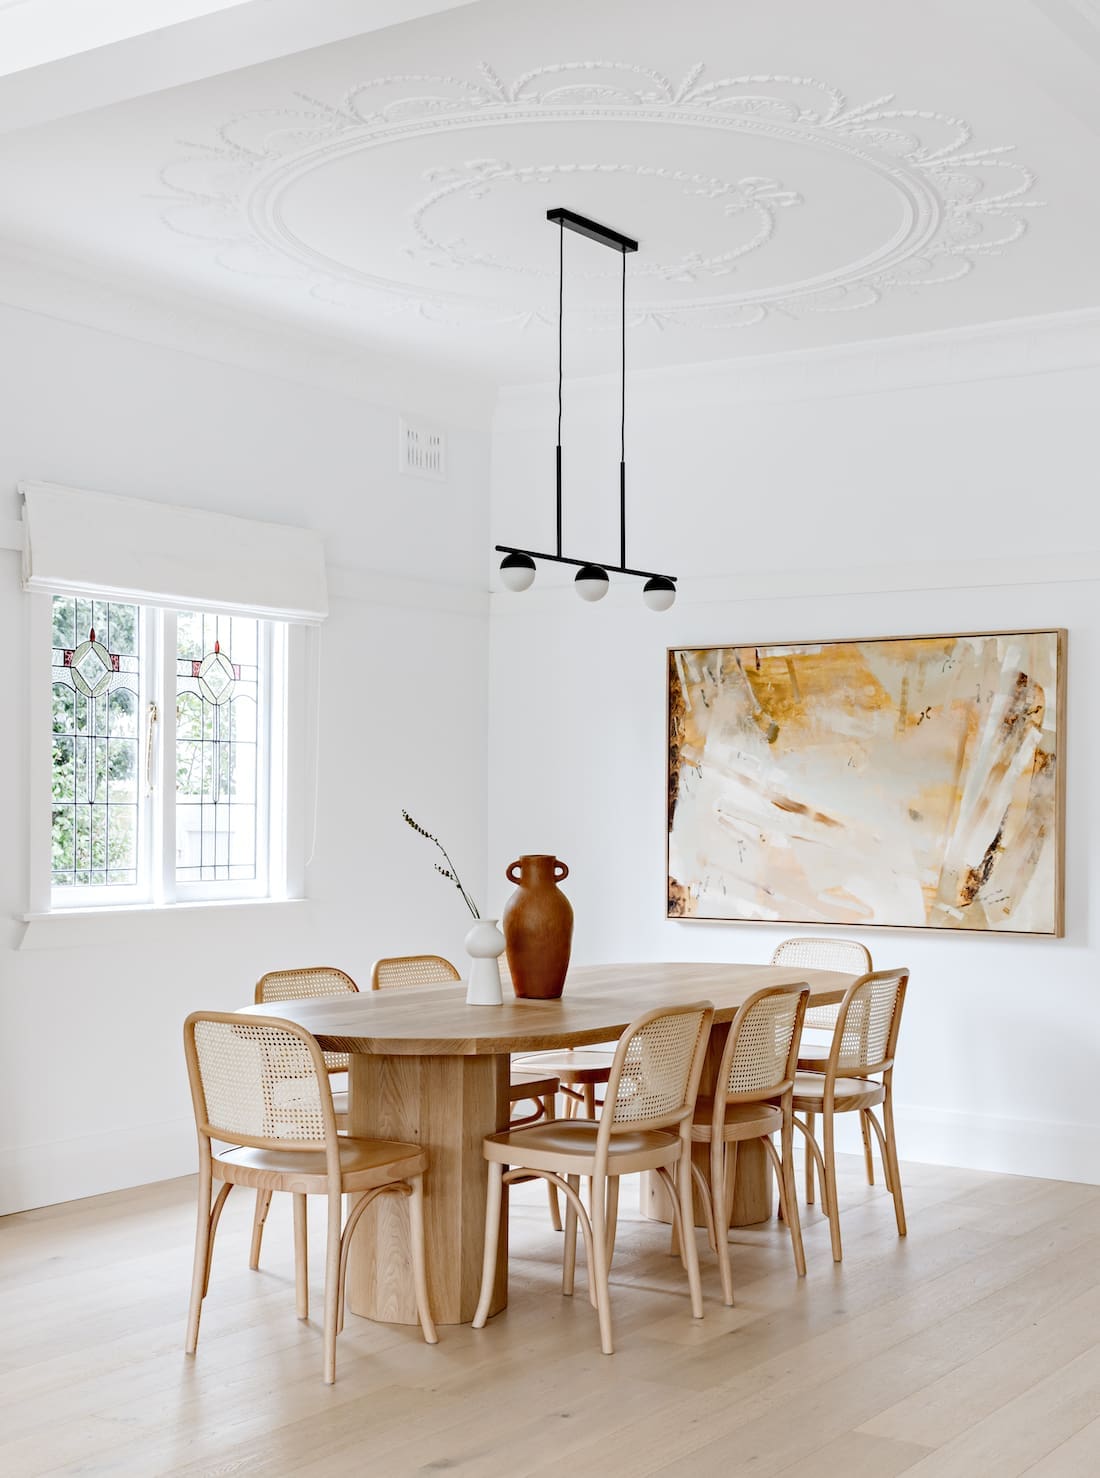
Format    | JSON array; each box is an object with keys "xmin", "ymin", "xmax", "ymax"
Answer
[
  {"xmin": 499, "ymin": 553, "xmax": 536, "ymax": 592},
  {"xmin": 642, "ymin": 577, "xmax": 677, "ymax": 612},
  {"xmin": 574, "ymin": 564, "xmax": 609, "ymax": 602}
]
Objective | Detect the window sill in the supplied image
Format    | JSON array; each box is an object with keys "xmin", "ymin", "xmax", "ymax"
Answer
[{"xmin": 19, "ymin": 896, "xmax": 309, "ymax": 951}]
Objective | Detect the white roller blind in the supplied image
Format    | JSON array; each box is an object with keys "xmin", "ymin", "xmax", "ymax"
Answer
[{"xmin": 21, "ymin": 481, "xmax": 328, "ymax": 623}]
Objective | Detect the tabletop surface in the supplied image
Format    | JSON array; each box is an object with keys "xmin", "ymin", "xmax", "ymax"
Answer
[{"xmin": 235, "ymin": 961, "xmax": 862, "ymax": 1056}]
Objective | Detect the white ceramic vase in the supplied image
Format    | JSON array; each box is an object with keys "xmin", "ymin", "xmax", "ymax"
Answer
[{"xmin": 464, "ymin": 918, "xmax": 505, "ymax": 1006}]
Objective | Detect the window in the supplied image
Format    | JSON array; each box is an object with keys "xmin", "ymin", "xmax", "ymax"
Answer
[{"xmin": 47, "ymin": 594, "xmax": 287, "ymax": 910}]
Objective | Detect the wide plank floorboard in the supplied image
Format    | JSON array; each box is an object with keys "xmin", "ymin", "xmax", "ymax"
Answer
[{"xmin": 1, "ymin": 1155, "xmax": 1099, "ymax": 1477}]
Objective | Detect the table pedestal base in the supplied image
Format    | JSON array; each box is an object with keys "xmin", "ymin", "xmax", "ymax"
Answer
[
  {"xmin": 641, "ymin": 1018, "xmax": 774, "ymax": 1230},
  {"xmin": 346, "ymin": 1053, "xmax": 510, "ymax": 1325}
]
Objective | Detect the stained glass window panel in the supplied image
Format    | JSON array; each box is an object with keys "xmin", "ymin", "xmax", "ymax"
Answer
[
  {"xmin": 175, "ymin": 612, "xmax": 262, "ymax": 884},
  {"xmin": 51, "ymin": 595, "xmax": 141, "ymax": 891}
]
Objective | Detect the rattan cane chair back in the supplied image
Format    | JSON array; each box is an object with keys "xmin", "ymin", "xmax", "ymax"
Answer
[
  {"xmin": 604, "ymin": 1003, "xmax": 713, "ymax": 1134},
  {"xmin": 831, "ymin": 968, "xmax": 908, "ymax": 1077},
  {"xmin": 255, "ymin": 966, "xmax": 359, "ymax": 1073},
  {"xmin": 370, "ymin": 955, "xmax": 461, "ymax": 991},
  {"xmin": 771, "ymin": 937, "xmax": 872, "ymax": 1029},
  {"xmin": 186, "ymin": 1013, "xmax": 339, "ymax": 1152},
  {"xmin": 721, "ymin": 985, "xmax": 809, "ymax": 1100}
]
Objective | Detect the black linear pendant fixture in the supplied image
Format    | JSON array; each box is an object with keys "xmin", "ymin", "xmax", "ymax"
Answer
[{"xmin": 496, "ymin": 207, "xmax": 677, "ymax": 612}]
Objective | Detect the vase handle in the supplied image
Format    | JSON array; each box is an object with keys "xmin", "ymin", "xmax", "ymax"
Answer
[
  {"xmin": 506, "ymin": 861, "xmax": 522, "ymax": 884},
  {"xmin": 554, "ymin": 860, "xmax": 569, "ymax": 881}
]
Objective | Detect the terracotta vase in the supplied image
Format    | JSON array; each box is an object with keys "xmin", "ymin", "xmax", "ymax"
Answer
[{"xmin": 502, "ymin": 855, "xmax": 574, "ymax": 1000}]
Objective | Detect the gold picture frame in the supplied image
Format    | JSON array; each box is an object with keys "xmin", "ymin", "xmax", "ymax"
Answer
[{"xmin": 667, "ymin": 629, "xmax": 1066, "ymax": 936}]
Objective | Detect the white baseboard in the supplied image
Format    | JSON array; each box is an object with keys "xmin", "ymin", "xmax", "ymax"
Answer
[
  {"xmin": 3, "ymin": 1103, "xmax": 1096, "ymax": 1217},
  {"xmin": 857, "ymin": 1104, "xmax": 1100, "ymax": 1186},
  {"xmin": 0, "ymin": 1116, "xmax": 196, "ymax": 1215}
]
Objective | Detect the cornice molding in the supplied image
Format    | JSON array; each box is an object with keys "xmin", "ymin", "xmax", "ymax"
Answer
[
  {"xmin": 0, "ymin": 238, "xmax": 495, "ymax": 428},
  {"xmin": 495, "ymin": 306, "xmax": 1100, "ymax": 420}
]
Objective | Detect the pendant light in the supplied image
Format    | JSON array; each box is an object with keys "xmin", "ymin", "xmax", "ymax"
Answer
[{"xmin": 496, "ymin": 207, "xmax": 677, "ymax": 610}]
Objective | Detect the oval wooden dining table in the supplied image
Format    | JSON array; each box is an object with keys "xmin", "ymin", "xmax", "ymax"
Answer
[{"xmin": 236, "ymin": 960, "xmax": 856, "ymax": 1326}]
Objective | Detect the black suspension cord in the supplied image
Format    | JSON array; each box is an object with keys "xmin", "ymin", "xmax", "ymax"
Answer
[
  {"xmin": 619, "ymin": 243, "xmax": 627, "ymax": 571},
  {"xmin": 556, "ymin": 218, "xmax": 564, "ymax": 558}
]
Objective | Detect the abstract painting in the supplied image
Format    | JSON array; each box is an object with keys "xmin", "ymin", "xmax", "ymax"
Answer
[{"xmin": 667, "ymin": 631, "xmax": 1065, "ymax": 935}]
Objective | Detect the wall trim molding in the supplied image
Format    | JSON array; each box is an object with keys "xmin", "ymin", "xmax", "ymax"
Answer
[
  {"xmin": 887, "ymin": 1103, "xmax": 1100, "ymax": 1187},
  {"xmin": 490, "ymin": 551, "xmax": 1100, "ymax": 609}
]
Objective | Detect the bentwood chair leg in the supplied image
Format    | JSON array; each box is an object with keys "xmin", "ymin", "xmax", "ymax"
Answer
[
  {"xmin": 473, "ymin": 1162, "xmax": 505, "ymax": 1329},
  {"xmin": 604, "ymin": 1175, "xmax": 620, "ymax": 1272},
  {"xmin": 882, "ymin": 1084, "xmax": 907, "ymax": 1237},
  {"xmin": 712, "ymin": 1139, "xmax": 735, "ymax": 1308},
  {"xmin": 249, "ymin": 1189, "xmax": 273, "ymax": 1271},
  {"xmin": 185, "ymin": 1156, "xmax": 213, "ymax": 1354},
  {"xmin": 544, "ymin": 1096, "xmax": 563, "ymax": 1232},
  {"xmin": 323, "ymin": 1187, "xmax": 342, "ymax": 1385},
  {"xmin": 805, "ymin": 1109, "xmax": 816, "ymax": 1204},
  {"xmin": 407, "ymin": 1174, "xmax": 439, "ymax": 1343},
  {"xmin": 293, "ymin": 1192, "xmax": 310, "ymax": 1319},
  {"xmin": 589, "ymin": 1173, "xmax": 614, "ymax": 1355},
  {"xmin": 763, "ymin": 1126, "xmax": 806, "ymax": 1278},
  {"xmin": 723, "ymin": 1141, "xmax": 739, "ymax": 1232},
  {"xmin": 562, "ymin": 1174, "xmax": 581, "ymax": 1296},
  {"xmin": 677, "ymin": 1151, "xmax": 704, "ymax": 1320},
  {"xmin": 859, "ymin": 1111, "xmax": 876, "ymax": 1186},
  {"xmin": 203, "ymin": 1183, "xmax": 232, "ymax": 1297},
  {"xmin": 822, "ymin": 1110, "xmax": 843, "ymax": 1263}
]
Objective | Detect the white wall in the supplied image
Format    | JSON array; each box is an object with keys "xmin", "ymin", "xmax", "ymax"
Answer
[
  {"xmin": 0, "ymin": 302, "xmax": 492, "ymax": 1213},
  {"xmin": 488, "ymin": 320, "xmax": 1100, "ymax": 1184}
]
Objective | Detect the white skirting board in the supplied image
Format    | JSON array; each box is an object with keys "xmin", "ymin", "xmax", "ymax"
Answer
[{"xmin": 2, "ymin": 1105, "xmax": 1098, "ymax": 1216}]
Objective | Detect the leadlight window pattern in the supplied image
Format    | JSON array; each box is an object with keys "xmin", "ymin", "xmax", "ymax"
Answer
[
  {"xmin": 51, "ymin": 596, "xmax": 141, "ymax": 888},
  {"xmin": 176, "ymin": 612, "xmax": 261, "ymax": 883}
]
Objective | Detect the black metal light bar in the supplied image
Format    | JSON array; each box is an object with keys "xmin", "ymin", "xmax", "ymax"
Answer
[
  {"xmin": 546, "ymin": 207, "xmax": 638, "ymax": 254},
  {"xmin": 495, "ymin": 545, "xmax": 676, "ymax": 584},
  {"xmin": 497, "ymin": 207, "xmax": 677, "ymax": 609}
]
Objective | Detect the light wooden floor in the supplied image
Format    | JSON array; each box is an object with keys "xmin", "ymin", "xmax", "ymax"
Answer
[{"xmin": 3, "ymin": 1154, "xmax": 1100, "ymax": 1477}]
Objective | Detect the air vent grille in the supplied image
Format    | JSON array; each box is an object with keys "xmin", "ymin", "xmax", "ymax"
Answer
[{"xmin": 399, "ymin": 417, "xmax": 446, "ymax": 480}]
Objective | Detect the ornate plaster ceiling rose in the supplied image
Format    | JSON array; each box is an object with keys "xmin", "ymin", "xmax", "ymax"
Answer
[{"xmin": 159, "ymin": 62, "xmax": 1040, "ymax": 332}]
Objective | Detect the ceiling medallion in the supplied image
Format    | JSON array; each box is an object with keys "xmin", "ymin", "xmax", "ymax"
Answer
[{"xmin": 158, "ymin": 62, "xmax": 1041, "ymax": 330}]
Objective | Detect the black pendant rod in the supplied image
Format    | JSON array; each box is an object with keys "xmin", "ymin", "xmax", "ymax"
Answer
[
  {"xmin": 556, "ymin": 217, "xmax": 563, "ymax": 559},
  {"xmin": 495, "ymin": 545, "xmax": 676, "ymax": 584},
  {"xmin": 620, "ymin": 242, "xmax": 627, "ymax": 572}
]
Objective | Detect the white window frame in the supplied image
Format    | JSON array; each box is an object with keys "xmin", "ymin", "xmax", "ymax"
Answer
[{"xmin": 28, "ymin": 592, "xmax": 303, "ymax": 917}]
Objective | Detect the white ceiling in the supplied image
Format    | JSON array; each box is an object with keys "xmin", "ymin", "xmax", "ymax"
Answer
[{"xmin": 0, "ymin": 0, "xmax": 1097, "ymax": 385}]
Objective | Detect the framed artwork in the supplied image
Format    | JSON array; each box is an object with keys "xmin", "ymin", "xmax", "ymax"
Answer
[{"xmin": 667, "ymin": 630, "xmax": 1066, "ymax": 935}]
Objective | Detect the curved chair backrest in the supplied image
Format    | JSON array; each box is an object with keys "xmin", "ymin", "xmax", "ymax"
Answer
[
  {"xmin": 255, "ymin": 966, "xmax": 359, "ymax": 1072},
  {"xmin": 184, "ymin": 1011, "xmax": 340, "ymax": 1165},
  {"xmin": 599, "ymin": 1002, "xmax": 714, "ymax": 1154},
  {"xmin": 827, "ymin": 968, "xmax": 909, "ymax": 1081},
  {"xmin": 370, "ymin": 955, "xmax": 461, "ymax": 991},
  {"xmin": 717, "ymin": 984, "xmax": 810, "ymax": 1109},
  {"xmin": 771, "ymin": 937, "xmax": 872, "ymax": 1030}
]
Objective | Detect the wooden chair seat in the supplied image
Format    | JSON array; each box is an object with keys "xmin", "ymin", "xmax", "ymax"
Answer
[
  {"xmin": 792, "ymin": 1074, "xmax": 886, "ymax": 1113},
  {"xmin": 511, "ymin": 1049, "xmax": 615, "ymax": 1086},
  {"xmin": 214, "ymin": 1139, "xmax": 428, "ymax": 1195},
  {"xmin": 484, "ymin": 1120, "xmax": 681, "ymax": 1177},
  {"xmin": 690, "ymin": 1097, "xmax": 782, "ymax": 1143}
]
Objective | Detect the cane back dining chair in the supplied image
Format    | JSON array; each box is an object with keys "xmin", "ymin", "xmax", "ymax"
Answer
[
  {"xmin": 691, "ymin": 984, "xmax": 810, "ymax": 1305},
  {"xmin": 249, "ymin": 966, "xmax": 359, "ymax": 1269},
  {"xmin": 770, "ymin": 938, "xmax": 874, "ymax": 1199},
  {"xmin": 791, "ymin": 967, "xmax": 909, "ymax": 1263},
  {"xmin": 473, "ymin": 1000, "xmax": 715, "ymax": 1355},
  {"xmin": 371, "ymin": 953, "xmax": 564, "ymax": 1224},
  {"xmin": 183, "ymin": 1011, "xmax": 437, "ymax": 1384}
]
